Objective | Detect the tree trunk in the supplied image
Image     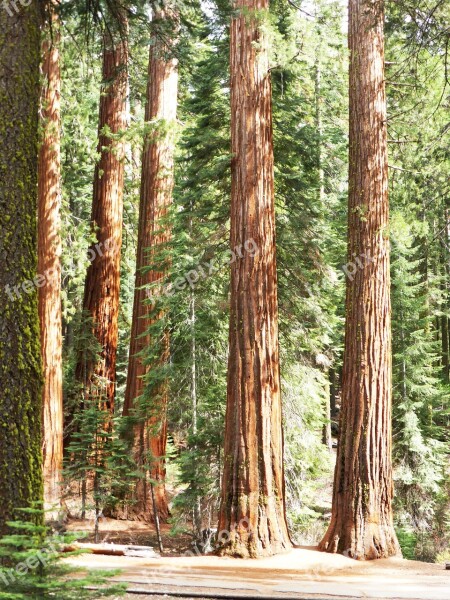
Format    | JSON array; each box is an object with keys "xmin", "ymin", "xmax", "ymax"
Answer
[
  {"xmin": 315, "ymin": 34, "xmax": 332, "ymax": 453},
  {"xmin": 217, "ymin": 0, "xmax": 291, "ymax": 558},
  {"xmin": 75, "ymin": 19, "xmax": 128, "ymax": 419},
  {"xmin": 329, "ymin": 366, "xmax": 337, "ymax": 416},
  {"xmin": 322, "ymin": 376, "xmax": 333, "ymax": 452},
  {"xmin": 190, "ymin": 290, "xmax": 202, "ymax": 536},
  {"xmin": 318, "ymin": 0, "xmax": 400, "ymax": 560},
  {"xmin": 440, "ymin": 209, "xmax": 449, "ymax": 381},
  {"xmin": 0, "ymin": 1, "xmax": 43, "ymax": 534},
  {"xmin": 38, "ymin": 1, "xmax": 63, "ymax": 513},
  {"xmin": 122, "ymin": 10, "xmax": 178, "ymax": 523}
]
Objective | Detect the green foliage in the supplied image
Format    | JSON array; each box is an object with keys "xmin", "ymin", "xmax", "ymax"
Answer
[
  {"xmin": 395, "ymin": 527, "xmax": 417, "ymax": 561},
  {"xmin": 0, "ymin": 507, "xmax": 125, "ymax": 599},
  {"xmin": 283, "ymin": 365, "xmax": 333, "ymax": 543},
  {"xmin": 386, "ymin": 0, "xmax": 450, "ymax": 558}
]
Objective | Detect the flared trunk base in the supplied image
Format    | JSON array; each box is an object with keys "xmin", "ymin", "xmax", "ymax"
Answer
[{"xmin": 319, "ymin": 519, "xmax": 401, "ymax": 560}]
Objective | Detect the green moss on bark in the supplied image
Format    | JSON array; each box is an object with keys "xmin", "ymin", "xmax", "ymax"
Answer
[{"xmin": 0, "ymin": 1, "xmax": 43, "ymax": 533}]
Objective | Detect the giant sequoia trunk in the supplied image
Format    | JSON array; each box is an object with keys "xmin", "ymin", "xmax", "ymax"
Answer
[
  {"xmin": 217, "ymin": 0, "xmax": 291, "ymax": 558},
  {"xmin": 318, "ymin": 0, "xmax": 400, "ymax": 559},
  {"xmin": 38, "ymin": 2, "xmax": 63, "ymax": 512},
  {"xmin": 0, "ymin": 1, "xmax": 43, "ymax": 533},
  {"xmin": 75, "ymin": 21, "xmax": 128, "ymax": 418},
  {"xmin": 122, "ymin": 10, "xmax": 178, "ymax": 523}
]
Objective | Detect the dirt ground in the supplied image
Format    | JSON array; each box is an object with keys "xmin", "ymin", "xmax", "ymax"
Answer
[
  {"xmin": 64, "ymin": 530, "xmax": 450, "ymax": 600},
  {"xmin": 66, "ymin": 516, "xmax": 193, "ymax": 554}
]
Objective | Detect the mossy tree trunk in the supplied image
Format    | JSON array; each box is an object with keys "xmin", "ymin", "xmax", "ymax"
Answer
[
  {"xmin": 122, "ymin": 9, "xmax": 178, "ymax": 523},
  {"xmin": 216, "ymin": 0, "xmax": 291, "ymax": 558},
  {"xmin": 38, "ymin": 0, "xmax": 63, "ymax": 513},
  {"xmin": 318, "ymin": 0, "xmax": 401, "ymax": 560},
  {"xmin": 0, "ymin": 0, "xmax": 43, "ymax": 534},
  {"xmin": 75, "ymin": 16, "xmax": 128, "ymax": 420}
]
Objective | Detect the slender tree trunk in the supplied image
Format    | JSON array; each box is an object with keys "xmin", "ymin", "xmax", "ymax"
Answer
[
  {"xmin": 190, "ymin": 290, "xmax": 202, "ymax": 536},
  {"xmin": 322, "ymin": 376, "xmax": 333, "ymax": 452},
  {"xmin": 440, "ymin": 209, "xmax": 449, "ymax": 381},
  {"xmin": 315, "ymin": 34, "xmax": 332, "ymax": 452},
  {"xmin": 38, "ymin": 1, "xmax": 63, "ymax": 513},
  {"xmin": 75, "ymin": 19, "xmax": 128, "ymax": 418},
  {"xmin": 0, "ymin": 1, "xmax": 43, "ymax": 534},
  {"xmin": 122, "ymin": 10, "xmax": 178, "ymax": 523},
  {"xmin": 318, "ymin": 0, "xmax": 400, "ymax": 559},
  {"xmin": 329, "ymin": 366, "xmax": 337, "ymax": 416},
  {"xmin": 217, "ymin": 0, "xmax": 291, "ymax": 558}
]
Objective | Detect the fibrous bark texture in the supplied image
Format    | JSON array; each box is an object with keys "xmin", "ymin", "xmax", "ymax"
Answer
[
  {"xmin": 217, "ymin": 0, "xmax": 291, "ymax": 558},
  {"xmin": 318, "ymin": 0, "xmax": 401, "ymax": 560},
  {"xmin": 75, "ymin": 22, "xmax": 128, "ymax": 417},
  {"xmin": 0, "ymin": 1, "xmax": 43, "ymax": 533},
  {"xmin": 38, "ymin": 2, "xmax": 63, "ymax": 512},
  {"xmin": 122, "ymin": 11, "xmax": 178, "ymax": 522}
]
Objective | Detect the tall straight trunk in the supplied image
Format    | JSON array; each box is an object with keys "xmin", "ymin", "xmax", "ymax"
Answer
[
  {"xmin": 318, "ymin": 0, "xmax": 400, "ymax": 559},
  {"xmin": 75, "ymin": 19, "xmax": 128, "ymax": 417},
  {"xmin": 190, "ymin": 291, "xmax": 202, "ymax": 535},
  {"xmin": 38, "ymin": 1, "xmax": 63, "ymax": 512},
  {"xmin": 217, "ymin": 0, "xmax": 291, "ymax": 558},
  {"xmin": 329, "ymin": 366, "xmax": 337, "ymax": 416},
  {"xmin": 315, "ymin": 34, "xmax": 332, "ymax": 452},
  {"xmin": 122, "ymin": 10, "xmax": 178, "ymax": 522},
  {"xmin": 440, "ymin": 209, "xmax": 449, "ymax": 381},
  {"xmin": 0, "ymin": 1, "xmax": 43, "ymax": 533}
]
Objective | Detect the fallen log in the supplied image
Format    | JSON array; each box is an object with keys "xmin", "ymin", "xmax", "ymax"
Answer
[{"xmin": 63, "ymin": 542, "xmax": 159, "ymax": 558}]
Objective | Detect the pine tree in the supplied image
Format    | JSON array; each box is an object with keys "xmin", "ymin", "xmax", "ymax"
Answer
[
  {"xmin": 0, "ymin": 507, "xmax": 125, "ymax": 599},
  {"xmin": 168, "ymin": 13, "xmax": 231, "ymax": 536},
  {"xmin": 390, "ymin": 214, "xmax": 446, "ymax": 538}
]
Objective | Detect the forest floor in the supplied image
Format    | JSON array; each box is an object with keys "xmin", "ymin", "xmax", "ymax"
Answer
[{"xmin": 65, "ymin": 520, "xmax": 449, "ymax": 600}]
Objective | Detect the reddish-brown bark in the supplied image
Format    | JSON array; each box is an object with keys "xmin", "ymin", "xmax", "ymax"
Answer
[
  {"xmin": 75, "ymin": 22, "xmax": 128, "ymax": 417},
  {"xmin": 38, "ymin": 3, "xmax": 63, "ymax": 512},
  {"xmin": 122, "ymin": 11, "xmax": 178, "ymax": 522},
  {"xmin": 216, "ymin": 0, "xmax": 291, "ymax": 558},
  {"xmin": 318, "ymin": 0, "xmax": 401, "ymax": 560}
]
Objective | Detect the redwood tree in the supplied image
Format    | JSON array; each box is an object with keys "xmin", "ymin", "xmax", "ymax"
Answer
[
  {"xmin": 123, "ymin": 9, "xmax": 178, "ymax": 522},
  {"xmin": 216, "ymin": 0, "xmax": 291, "ymax": 558},
  {"xmin": 38, "ymin": 0, "xmax": 63, "ymax": 511},
  {"xmin": 75, "ymin": 18, "xmax": 128, "ymax": 418},
  {"xmin": 0, "ymin": 1, "xmax": 43, "ymax": 533},
  {"xmin": 318, "ymin": 0, "xmax": 401, "ymax": 559}
]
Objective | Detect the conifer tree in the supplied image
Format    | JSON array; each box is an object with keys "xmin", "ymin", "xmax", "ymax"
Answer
[
  {"xmin": 39, "ymin": 0, "xmax": 64, "ymax": 512},
  {"xmin": 390, "ymin": 215, "xmax": 445, "ymax": 533},
  {"xmin": 217, "ymin": 0, "xmax": 291, "ymax": 558},
  {"xmin": 319, "ymin": 0, "xmax": 400, "ymax": 559},
  {"xmin": 0, "ymin": 0, "xmax": 43, "ymax": 534},
  {"xmin": 75, "ymin": 9, "xmax": 128, "ymax": 421},
  {"xmin": 123, "ymin": 6, "xmax": 179, "ymax": 522}
]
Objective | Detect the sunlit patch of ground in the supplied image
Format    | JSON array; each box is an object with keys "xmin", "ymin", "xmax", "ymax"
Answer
[{"xmin": 67, "ymin": 546, "xmax": 449, "ymax": 600}]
